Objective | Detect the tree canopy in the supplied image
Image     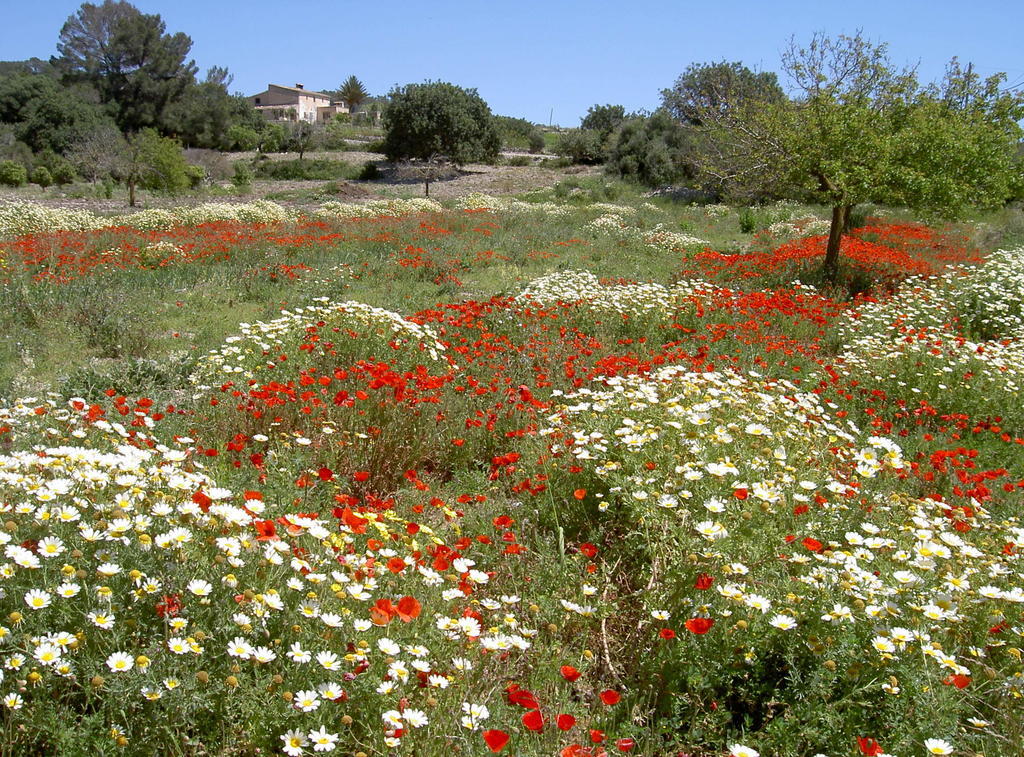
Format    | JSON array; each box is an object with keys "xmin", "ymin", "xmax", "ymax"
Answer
[
  {"xmin": 54, "ymin": 0, "xmax": 197, "ymax": 131},
  {"xmin": 683, "ymin": 34, "xmax": 1024, "ymax": 279},
  {"xmin": 338, "ymin": 75, "xmax": 368, "ymax": 113},
  {"xmin": 662, "ymin": 61, "xmax": 784, "ymax": 126},
  {"xmin": 382, "ymin": 81, "xmax": 500, "ymax": 166}
]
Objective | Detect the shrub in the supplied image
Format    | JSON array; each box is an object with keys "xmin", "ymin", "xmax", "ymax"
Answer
[
  {"xmin": 253, "ymin": 158, "xmax": 357, "ymax": 181},
  {"xmin": 231, "ymin": 161, "xmax": 253, "ymax": 188},
  {"xmin": 0, "ymin": 159, "xmax": 28, "ymax": 187},
  {"xmin": 357, "ymin": 161, "xmax": 380, "ymax": 180},
  {"xmin": 554, "ymin": 129, "xmax": 604, "ymax": 164},
  {"xmin": 580, "ymin": 103, "xmax": 626, "ymax": 141},
  {"xmin": 186, "ymin": 164, "xmax": 205, "ymax": 189},
  {"xmin": 50, "ymin": 159, "xmax": 77, "ymax": 185},
  {"xmin": 225, "ymin": 124, "xmax": 259, "ymax": 152},
  {"xmin": 605, "ymin": 110, "xmax": 693, "ymax": 187},
  {"xmin": 30, "ymin": 165, "xmax": 52, "ymax": 188},
  {"xmin": 528, "ymin": 129, "xmax": 546, "ymax": 153}
]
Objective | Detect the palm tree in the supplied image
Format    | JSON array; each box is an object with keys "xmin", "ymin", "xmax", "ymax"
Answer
[{"xmin": 338, "ymin": 75, "xmax": 368, "ymax": 115}]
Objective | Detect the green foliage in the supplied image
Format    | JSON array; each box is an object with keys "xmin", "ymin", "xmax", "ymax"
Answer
[
  {"xmin": 494, "ymin": 115, "xmax": 544, "ymax": 152},
  {"xmin": 689, "ymin": 34, "xmax": 1024, "ymax": 277},
  {"xmin": 357, "ymin": 161, "xmax": 381, "ymax": 180},
  {"xmin": 51, "ymin": 159, "xmax": 77, "ymax": 185},
  {"xmin": 231, "ymin": 160, "xmax": 253, "ymax": 188},
  {"xmin": 580, "ymin": 103, "xmax": 626, "ymax": 141},
  {"xmin": 253, "ymin": 158, "xmax": 357, "ymax": 181},
  {"xmin": 0, "ymin": 72, "xmax": 115, "ymax": 154},
  {"xmin": 30, "ymin": 165, "xmax": 53, "ymax": 188},
  {"xmin": 554, "ymin": 128, "xmax": 604, "ymax": 164},
  {"xmin": 662, "ymin": 60, "xmax": 785, "ymax": 125},
  {"xmin": 383, "ymin": 81, "xmax": 501, "ymax": 165},
  {"xmin": 259, "ymin": 122, "xmax": 287, "ymax": 153},
  {"xmin": 122, "ymin": 128, "xmax": 191, "ymax": 199},
  {"xmin": 337, "ymin": 74, "xmax": 369, "ymax": 112},
  {"xmin": 55, "ymin": 1, "xmax": 198, "ymax": 132},
  {"xmin": 605, "ymin": 110, "xmax": 694, "ymax": 187},
  {"xmin": 0, "ymin": 159, "xmax": 28, "ymax": 187},
  {"xmin": 226, "ymin": 124, "xmax": 258, "ymax": 153}
]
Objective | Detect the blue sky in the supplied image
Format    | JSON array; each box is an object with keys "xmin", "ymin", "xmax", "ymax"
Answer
[{"xmin": 3, "ymin": 0, "xmax": 1022, "ymax": 126}]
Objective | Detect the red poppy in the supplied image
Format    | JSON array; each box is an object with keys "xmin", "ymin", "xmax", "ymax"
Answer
[
  {"xmin": 253, "ymin": 519, "xmax": 277, "ymax": 540},
  {"xmin": 369, "ymin": 598, "xmax": 395, "ymax": 626},
  {"xmin": 395, "ymin": 595, "xmax": 421, "ymax": 622},
  {"xmin": 659, "ymin": 628, "xmax": 676, "ymax": 640},
  {"xmin": 802, "ymin": 537, "xmax": 824, "ymax": 552},
  {"xmin": 573, "ymin": 489, "xmax": 587, "ymax": 500},
  {"xmin": 579, "ymin": 543, "xmax": 598, "ymax": 558},
  {"xmin": 943, "ymin": 674, "xmax": 970, "ymax": 689},
  {"xmin": 506, "ymin": 685, "xmax": 540, "ymax": 710},
  {"xmin": 353, "ymin": 470, "xmax": 370, "ymax": 482},
  {"xmin": 522, "ymin": 709, "xmax": 544, "ymax": 732},
  {"xmin": 387, "ymin": 557, "xmax": 407, "ymax": 574},
  {"xmin": 191, "ymin": 490, "xmax": 212, "ymax": 513},
  {"xmin": 560, "ymin": 665, "xmax": 582, "ymax": 682},
  {"xmin": 482, "ymin": 730, "xmax": 510, "ymax": 753},
  {"xmin": 556, "ymin": 713, "xmax": 576, "ymax": 731},
  {"xmin": 616, "ymin": 738, "xmax": 635, "ymax": 752},
  {"xmin": 599, "ymin": 689, "xmax": 621, "ymax": 706},
  {"xmin": 590, "ymin": 729, "xmax": 605, "ymax": 743},
  {"xmin": 684, "ymin": 617, "xmax": 714, "ymax": 635},
  {"xmin": 317, "ymin": 467, "xmax": 333, "ymax": 481},
  {"xmin": 694, "ymin": 572, "xmax": 714, "ymax": 590},
  {"xmin": 858, "ymin": 737, "xmax": 883, "ymax": 756}
]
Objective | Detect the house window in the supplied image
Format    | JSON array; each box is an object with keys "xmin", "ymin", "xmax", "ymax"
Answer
[{"xmin": 255, "ymin": 97, "xmax": 261, "ymax": 104}]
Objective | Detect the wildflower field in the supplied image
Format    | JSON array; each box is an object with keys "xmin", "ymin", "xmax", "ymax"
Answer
[{"xmin": 0, "ymin": 192, "xmax": 1022, "ymax": 757}]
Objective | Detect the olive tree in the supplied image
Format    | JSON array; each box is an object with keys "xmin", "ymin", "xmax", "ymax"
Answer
[
  {"xmin": 686, "ymin": 34, "xmax": 1024, "ymax": 280},
  {"xmin": 383, "ymin": 81, "xmax": 500, "ymax": 194}
]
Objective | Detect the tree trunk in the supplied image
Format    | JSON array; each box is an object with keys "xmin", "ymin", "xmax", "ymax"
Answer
[
  {"xmin": 128, "ymin": 178, "xmax": 136, "ymax": 208},
  {"xmin": 843, "ymin": 203, "xmax": 857, "ymax": 232},
  {"xmin": 822, "ymin": 204, "xmax": 850, "ymax": 282},
  {"xmin": 424, "ymin": 177, "xmax": 430, "ymax": 198}
]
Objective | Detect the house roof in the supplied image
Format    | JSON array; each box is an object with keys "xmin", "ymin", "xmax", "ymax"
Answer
[{"xmin": 266, "ymin": 83, "xmax": 333, "ymax": 99}]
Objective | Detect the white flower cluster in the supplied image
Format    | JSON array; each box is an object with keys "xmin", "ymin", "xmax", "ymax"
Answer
[
  {"xmin": 0, "ymin": 200, "xmax": 295, "ymax": 238},
  {"xmin": 833, "ymin": 250, "xmax": 1024, "ymax": 411},
  {"xmin": 315, "ymin": 197, "xmax": 443, "ymax": 220},
  {"xmin": 765, "ymin": 217, "xmax": 831, "ymax": 238},
  {"xmin": 584, "ymin": 213, "xmax": 709, "ymax": 252},
  {"xmin": 513, "ymin": 269, "xmax": 714, "ymax": 320},
  {"xmin": 452, "ymin": 193, "xmax": 571, "ymax": 217},
  {"xmin": 949, "ymin": 247, "xmax": 1024, "ymax": 339},
  {"xmin": 190, "ymin": 298, "xmax": 448, "ymax": 390}
]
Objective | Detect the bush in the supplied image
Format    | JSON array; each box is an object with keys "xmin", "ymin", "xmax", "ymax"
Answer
[
  {"xmin": 225, "ymin": 124, "xmax": 259, "ymax": 152},
  {"xmin": 50, "ymin": 159, "xmax": 77, "ymax": 186},
  {"xmin": 253, "ymin": 158, "xmax": 357, "ymax": 181},
  {"xmin": 605, "ymin": 110, "xmax": 694, "ymax": 187},
  {"xmin": 231, "ymin": 161, "xmax": 253, "ymax": 188},
  {"xmin": 580, "ymin": 103, "xmax": 626, "ymax": 141},
  {"xmin": 357, "ymin": 161, "xmax": 380, "ymax": 180},
  {"xmin": 554, "ymin": 129, "xmax": 604, "ymax": 164},
  {"xmin": 30, "ymin": 166, "xmax": 52, "ymax": 188},
  {"xmin": 186, "ymin": 164, "xmax": 205, "ymax": 189},
  {"xmin": 128, "ymin": 129, "xmax": 191, "ymax": 196},
  {"xmin": 259, "ymin": 123, "xmax": 286, "ymax": 153},
  {"xmin": 0, "ymin": 159, "xmax": 28, "ymax": 187},
  {"xmin": 528, "ymin": 129, "xmax": 546, "ymax": 153}
]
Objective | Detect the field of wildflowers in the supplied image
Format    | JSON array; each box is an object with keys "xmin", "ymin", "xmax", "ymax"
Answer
[{"xmin": 0, "ymin": 195, "xmax": 1021, "ymax": 757}]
